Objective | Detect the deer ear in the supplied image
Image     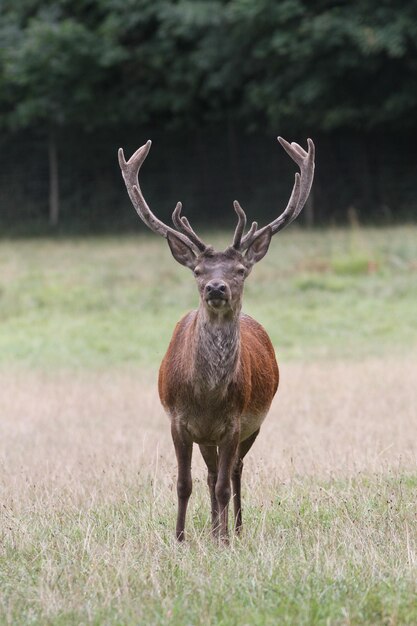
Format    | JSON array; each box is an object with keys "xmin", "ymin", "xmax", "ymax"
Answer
[
  {"xmin": 166, "ymin": 233, "xmax": 197, "ymax": 269},
  {"xmin": 244, "ymin": 227, "xmax": 272, "ymax": 267}
]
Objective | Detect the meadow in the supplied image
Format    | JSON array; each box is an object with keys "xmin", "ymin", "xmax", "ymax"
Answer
[{"xmin": 0, "ymin": 225, "xmax": 416, "ymax": 624}]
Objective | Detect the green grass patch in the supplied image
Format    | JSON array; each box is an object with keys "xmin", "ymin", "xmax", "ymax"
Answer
[
  {"xmin": 1, "ymin": 472, "xmax": 416, "ymax": 625},
  {"xmin": 0, "ymin": 226, "xmax": 416, "ymax": 368},
  {"xmin": 331, "ymin": 253, "xmax": 372, "ymax": 275}
]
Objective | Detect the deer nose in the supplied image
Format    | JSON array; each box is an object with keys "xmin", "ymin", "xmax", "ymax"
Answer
[{"xmin": 205, "ymin": 280, "xmax": 227, "ymax": 297}]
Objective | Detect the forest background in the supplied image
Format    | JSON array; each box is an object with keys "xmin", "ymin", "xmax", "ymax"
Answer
[{"xmin": 1, "ymin": 0, "xmax": 417, "ymax": 232}]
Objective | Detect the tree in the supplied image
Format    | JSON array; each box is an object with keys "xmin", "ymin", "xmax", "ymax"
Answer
[
  {"xmin": 221, "ymin": 0, "xmax": 417, "ymax": 132},
  {"xmin": 0, "ymin": 0, "xmax": 126, "ymax": 224},
  {"xmin": 1, "ymin": 0, "xmax": 417, "ymax": 226}
]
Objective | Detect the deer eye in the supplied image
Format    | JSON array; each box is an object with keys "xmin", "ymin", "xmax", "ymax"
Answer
[
  {"xmin": 194, "ymin": 267, "xmax": 202, "ymax": 277},
  {"xmin": 236, "ymin": 266, "xmax": 246, "ymax": 276}
]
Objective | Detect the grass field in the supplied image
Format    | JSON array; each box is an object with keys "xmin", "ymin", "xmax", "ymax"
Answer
[{"xmin": 0, "ymin": 226, "xmax": 416, "ymax": 624}]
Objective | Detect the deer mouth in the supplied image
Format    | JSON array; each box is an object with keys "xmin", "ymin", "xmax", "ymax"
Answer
[{"xmin": 206, "ymin": 296, "xmax": 228, "ymax": 310}]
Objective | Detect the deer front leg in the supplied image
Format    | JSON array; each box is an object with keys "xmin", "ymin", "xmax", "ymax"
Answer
[
  {"xmin": 171, "ymin": 422, "xmax": 193, "ymax": 541},
  {"xmin": 232, "ymin": 429, "xmax": 260, "ymax": 534},
  {"xmin": 199, "ymin": 444, "xmax": 219, "ymax": 536},
  {"xmin": 216, "ymin": 429, "xmax": 240, "ymax": 542}
]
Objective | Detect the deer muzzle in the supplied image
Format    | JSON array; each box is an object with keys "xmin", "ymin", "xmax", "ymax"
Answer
[{"xmin": 204, "ymin": 280, "xmax": 230, "ymax": 309}]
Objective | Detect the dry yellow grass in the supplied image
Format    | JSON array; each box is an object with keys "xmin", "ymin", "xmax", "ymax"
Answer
[
  {"xmin": 1, "ymin": 356, "xmax": 416, "ymax": 510},
  {"xmin": 1, "ymin": 358, "xmax": 417, "ymax": 624}
]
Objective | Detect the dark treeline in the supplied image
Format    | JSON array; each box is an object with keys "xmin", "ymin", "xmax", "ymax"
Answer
[{"xmin": 1, "ymin": 0, "xmax": 417, "ymax": 231}]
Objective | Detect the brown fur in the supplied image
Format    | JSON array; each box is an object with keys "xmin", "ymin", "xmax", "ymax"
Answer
[
  {"xmin": 159, "ymin": 312, "xmax": 278, "ymax": 444},
  {"xmin": 157, "ymin": 245, "xmax": 280, "ymax": 541}
]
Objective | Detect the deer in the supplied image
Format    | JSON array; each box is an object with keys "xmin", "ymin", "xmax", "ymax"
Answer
[{"xmin": 118, "ymin": 136, "xmax": 315, "ymax": 542}]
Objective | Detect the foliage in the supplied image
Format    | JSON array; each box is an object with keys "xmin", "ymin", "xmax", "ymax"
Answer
[
  {"xmin": 0, "ymin": 0, "xmax": 126, "ymax": 130},
  {"xmin": 1, "ymin": 0, "xmax": 417, "ymax": 133},
  {"xmin": 225, "ymin": 0, "xmax": 417, "ymax": 131}
]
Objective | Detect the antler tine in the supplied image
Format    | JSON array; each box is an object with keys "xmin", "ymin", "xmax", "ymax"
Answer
[
  {"xmin": 239, "ymin": 137, "xmax": 315, "ymax": 251},
  {"xmin": 246, "ymin": 220, "xmax": 258, "ymax": 239},
  {"xmin": 278, "ymin": 137, "xmax": 315, "ymax": 222},
  {"xmin": 172, "ymin": 203, "xmax": 206, "ymax": 252},
  {"xmin": 239, "ymin": 174, "xmax": 301, "ymax": 250},
  {"xmin": 118, "ymin": 141, "xmax": 206, "ymax": 254},
  {"xmin": 232, "ymin": 200, "xmax": 247, "ymax": 249}
]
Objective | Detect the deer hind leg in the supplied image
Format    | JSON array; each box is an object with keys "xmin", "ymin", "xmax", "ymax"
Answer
[
  {"xmin": 216, "ymin": 431, "xmax": 240, "ymax": 543},
  {"xmin": 232, "ymin": 429, "xmax": 260, "ymax": 534},
  {"xmin": 199, "ymin": 444, "xmax": 219, "ymax": 537},
  {"xmin": 171, "ymin": 423, "xmax": 193, "ymax": 542}
]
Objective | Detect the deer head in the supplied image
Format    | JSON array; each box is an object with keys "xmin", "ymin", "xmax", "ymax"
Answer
[{"xmin": 118, "ymin": 137, "xmax": 315, "ymax": 317}]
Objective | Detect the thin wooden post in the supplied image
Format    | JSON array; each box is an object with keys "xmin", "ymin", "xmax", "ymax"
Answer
[{"xmin": 48, "ymin": 130, "xmax": 59, "ymax": 226}]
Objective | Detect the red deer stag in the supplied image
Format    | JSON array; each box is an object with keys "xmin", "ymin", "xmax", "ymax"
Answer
[{"xmin": 118, "ymin": 137, "xmax": 315, "ymax": 541}]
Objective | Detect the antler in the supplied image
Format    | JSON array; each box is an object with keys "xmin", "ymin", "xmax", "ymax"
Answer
[
  {"xmin": 118, "ymin": 141, "xmax": 207, "ymax": 254},
  {"xmin": 232, "ymin": 137, "xmax": 315, "ymax": 251},
  {"xmin": 172, "ymin": 202, "xmax": 207, "ymax": 252}
]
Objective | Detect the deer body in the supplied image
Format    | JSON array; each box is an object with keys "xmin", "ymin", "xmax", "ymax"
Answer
[
  {"xmin": 159, "ymin": 311, "xmax": 279, "ymax": 446},
  {"xmin": 118, "ymin": 136, "xmax": 315, "ymax": 541}
]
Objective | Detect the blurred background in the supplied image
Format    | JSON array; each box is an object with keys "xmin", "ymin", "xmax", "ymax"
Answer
[{"xmin": 1, "ymin": 0, "xmax": 417, "ymax": 233}]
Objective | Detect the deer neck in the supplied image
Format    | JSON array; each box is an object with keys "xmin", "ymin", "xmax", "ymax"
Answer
[{"xmin": 190, "ymin": 304, "xmax": 241, "ymax": 392}]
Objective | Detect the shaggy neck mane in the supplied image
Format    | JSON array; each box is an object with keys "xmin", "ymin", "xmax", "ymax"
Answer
[{"xmin": 190, "ymin": 305, "xmax": 241, "ymax": 392}]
